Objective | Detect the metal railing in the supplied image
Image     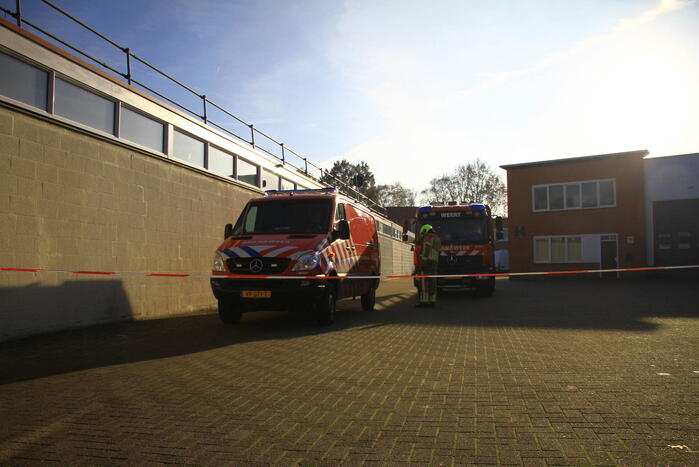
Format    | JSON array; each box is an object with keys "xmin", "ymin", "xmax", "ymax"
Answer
[{"xmin": 0, "ymin": 0, "xmax": 387, "ymax": 215}]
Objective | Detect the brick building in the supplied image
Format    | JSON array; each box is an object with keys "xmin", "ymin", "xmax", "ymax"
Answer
[{"xmin": 501, "ymin": 150, "xmax": 648, "ymax": 276}]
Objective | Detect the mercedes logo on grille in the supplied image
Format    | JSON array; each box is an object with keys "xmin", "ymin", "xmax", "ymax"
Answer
[
  {"xmin": 447, "ymin": 254, "xmax": 457, "ymax": 265},
  {"xmin": 249, "ymin": 258, "xmax": 264, "ymax": 273}
]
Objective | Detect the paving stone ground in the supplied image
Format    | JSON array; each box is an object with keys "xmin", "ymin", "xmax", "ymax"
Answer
[{"xmin": 1, "ymin": 277, "xmax": 698, "ymax": 466}]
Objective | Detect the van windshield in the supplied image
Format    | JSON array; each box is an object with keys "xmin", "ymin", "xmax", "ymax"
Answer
[{"xmin": 234, "ymin": 199, "xmax": 333, "ymax": 235}]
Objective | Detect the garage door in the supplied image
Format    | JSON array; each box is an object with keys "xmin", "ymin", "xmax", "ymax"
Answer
[{"xmin": 653, "ymin": 198, "xmax": 699, "ymax": 267}]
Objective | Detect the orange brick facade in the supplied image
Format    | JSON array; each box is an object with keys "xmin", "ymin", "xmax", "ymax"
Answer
[{"xmin": 503, "ymin": 151, "xmax": 647, "ymax": 274}]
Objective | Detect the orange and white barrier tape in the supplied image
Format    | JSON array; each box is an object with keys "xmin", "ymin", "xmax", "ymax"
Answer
[{"xmin": 1, "ymin": 264, "xmax": 698, "ymax": 280}]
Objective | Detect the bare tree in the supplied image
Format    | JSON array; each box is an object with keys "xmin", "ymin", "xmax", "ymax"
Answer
[
  {"xmin": 421, "ymin": 158, "xmax": 507, "ymax": 215},
  {"xmin": 376, "ymin": 182, "xmax": 416, "ymax": 207}
]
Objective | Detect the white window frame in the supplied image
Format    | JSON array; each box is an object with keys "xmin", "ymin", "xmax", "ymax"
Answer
[
  {"xmin": 533, "ymin": 235, "xmax": 585, "ymax": 264},
  {"xmin": 532, "ymin": 179, "xmax": 616, "ymax": 212}
]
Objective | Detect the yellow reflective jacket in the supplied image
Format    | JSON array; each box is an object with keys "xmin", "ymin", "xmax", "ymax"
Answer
[{"xmin": 420, "ymin": 232, "xmax": 441, "ymax": 263}]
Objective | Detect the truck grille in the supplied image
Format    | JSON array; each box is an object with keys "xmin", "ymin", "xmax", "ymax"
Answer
[
  {"xmin": 227, "ymin": 258, "xmax": 291, "ymax": 274},
  {"xmin": 438, "ymin": 255, "xmax": 483, "ymax": 274}
]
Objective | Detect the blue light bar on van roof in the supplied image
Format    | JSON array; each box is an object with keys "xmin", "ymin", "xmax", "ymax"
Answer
[
  {"xmin": 417, "ymin": 206, "xmax": 432, "ymax": 212},
  {"xmin": 470, "ymin": 204, "xmax": 486, "ymax": 210},
  {"xmin": 264, "ymin": 187, "xmax": 338, "ymax": 196}
]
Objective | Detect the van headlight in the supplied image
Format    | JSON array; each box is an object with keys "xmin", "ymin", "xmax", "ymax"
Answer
[
  {"xmin": 292, "ymin": 253, "xmax": 320, "ymax": 271},
  {"xmin": 213, "ymin": 252, "xmax": 227, "ymax": 272}
]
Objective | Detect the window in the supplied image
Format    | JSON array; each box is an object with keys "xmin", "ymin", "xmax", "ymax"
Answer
[
  {"xmin": 549, "ymin": 185, "xmax": 564, "ymax": 210},
  {"xmin": 550, "ymin": 237, "xmax": 565, "ymax": 262},
  {"xmin": 599, "ymin": 180, "xmax": 615, "ymax": 206},
  {"xmin": 173, "ymin": 130, "xmax": 204, "ymax": 167},
  {"xmin": 533, "ymin": 179, "xmax": 615, "ymax": 211},
  {"xmin": 534, "ymin": 238, "xmax": 550, "ymax": 263},
  {"xmin": 261, "ymin": 169, "xmax": 278, "ymax": 190},
  {"xmin": 581, "ymin": 182, "xmax": 598, "ymax": 208},
  {"xmin": 534, "ymin": 235, "xmax": 584, "ymax": 263},
  {"xmin": 565, "ymin": 184, "xmax": 580, "ymax": 209},
  {"xmin": 234, "ymin": 199, "xmax": 332, "ymax": 234},
  {"xmin": 0, "ymin": 52, "xmax": 47, "ymax": 109},
  {"xmin": 55, "ymin": 78, "xmax": 115, "ymax": 133},
  {"xmin": 120, "ymin": 106, "xmax": 163, "ymax": 152},
  {"xmin": 236, "ymin": 157, "xmax": 258, "ymax": 186},
  {"xmin": 534, "ymin": 186, "xmax": 548, "ymax": 210},
  {"xmin": 280, "ymin": 178, "xmax": 295, "ymax": 190},
  {"xmin": 208, "ymin": 146, "xmax": 234, "ymax": 178}
]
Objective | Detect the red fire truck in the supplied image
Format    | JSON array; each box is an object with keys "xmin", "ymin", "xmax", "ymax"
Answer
[{"xmin": 412, "ymin": 202, "xmax": 503, "ymax": 296}]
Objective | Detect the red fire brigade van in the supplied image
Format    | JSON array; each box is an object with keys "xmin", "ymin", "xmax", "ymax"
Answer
[{"xmin": 210, "ymin": 188, "xmax": 381, "ymax": 325}]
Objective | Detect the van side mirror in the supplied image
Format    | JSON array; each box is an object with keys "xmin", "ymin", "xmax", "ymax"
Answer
[
  {"xmin": 402, "ymin": 233, "xmax": 408, "ymax": 242},
  {"xmin": 224, "ymin": 223, "xmax": 233, "ymax": 239},
  {"xmin": 335, "ymin": 220, "xmax": 350, "ymax": 240}
]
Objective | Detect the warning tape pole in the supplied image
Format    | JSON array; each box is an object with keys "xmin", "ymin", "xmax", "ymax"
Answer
[{"xmin": 1, "ymin": 265, "xmax": 698, "ymax": 280}]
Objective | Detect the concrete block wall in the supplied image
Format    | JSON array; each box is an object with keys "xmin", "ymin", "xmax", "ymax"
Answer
[
  {"xmin": 0, "ymin": 106, "xmax": 413, "ymax": 341},
  {"xmin": 379, "ymin": 235, "xmax": 414, "ymax": 277},
  {"xmin": 0, "ymin": 106, "xmax": 255, "ymax": 340}
]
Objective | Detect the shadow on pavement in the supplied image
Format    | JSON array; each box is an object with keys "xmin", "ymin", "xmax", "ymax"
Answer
[{"xmin": 1, "ymin": 277, "xmax": 697, "ymax": 385}]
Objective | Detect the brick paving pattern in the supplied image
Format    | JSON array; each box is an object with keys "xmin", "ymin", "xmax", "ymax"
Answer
[{"xmin": 1, "ymin": 277, "xmax": 698, "ymax": 465}]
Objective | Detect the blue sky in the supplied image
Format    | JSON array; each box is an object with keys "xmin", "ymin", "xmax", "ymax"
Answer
[{"xmin": 5, "ymin": 0, "xmax": 698, "ymax": 192}]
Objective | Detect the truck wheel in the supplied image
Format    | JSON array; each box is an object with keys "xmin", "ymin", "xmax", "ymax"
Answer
[
  {"xmin": 218, "ymin": 301, "xmax": 241, "ymax": 324},
  {"xmin": 361, "ymin": 283, "xmax": 376, "ymax": 311},
  {"xmin": 476, "ymin": 279, "xmax": 495, "ymax": 297},
  {"xmin": 316, "ymin": 288, "xmax": 336, "ymax": 326}
]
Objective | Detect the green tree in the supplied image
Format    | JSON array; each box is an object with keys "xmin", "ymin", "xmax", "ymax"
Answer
[
  {"xmin": 376, "ymin": 182, "xmax": 416, "ymax": 207},
  {"xmin": 421, "ymin": 158, "xmax": 507, "ymax": 215},
  {"xmin": 321, "ymin": 160, "xmax": 379, "ymax": 203}
]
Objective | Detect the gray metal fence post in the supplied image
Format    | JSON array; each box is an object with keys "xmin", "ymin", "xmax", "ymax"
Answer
[
  {"xmin": 125, "ymin": 48, "xmax": 131, "ymax": 84},
  {"xmin": 14, "ymin": 0, "xmax": 21, "ymax": 27}
]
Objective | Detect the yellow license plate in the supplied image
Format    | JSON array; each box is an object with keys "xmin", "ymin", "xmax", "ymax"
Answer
[{"xmin": 242, "ymin": 290, "xmax": 271, "ymax": 299}]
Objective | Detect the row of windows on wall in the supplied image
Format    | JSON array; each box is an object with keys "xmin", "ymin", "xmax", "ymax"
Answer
[
  {"xmin": 533, "ymin": 179, "xmax": 616, "ymax": 212},
  {"xmin": 534, "ymin": 235, "xmax": 583, "ymax": 263},
  {"xmin": 0, "ymin": 50, "xmax": 299, "ymax": 191}
]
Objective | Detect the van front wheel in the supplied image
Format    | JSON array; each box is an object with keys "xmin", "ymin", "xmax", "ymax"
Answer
[{"xmin": 316, "ymin": 288, "xmax": 336, "ymax": 326}]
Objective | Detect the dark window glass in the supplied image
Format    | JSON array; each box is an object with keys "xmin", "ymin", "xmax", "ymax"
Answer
[
  {"xmin": 120, "ymin": 107, "xmax": 163, "ymax": 152},
  {"xmin": 534, "ymin": 186, "xmax": 548, "ymax": 210},
  {"xmin": 0, "ymin": 52, "xmax": 47, "ymax": 109},
  {"xmin": 549, "ymin": 185, "xmax": 564, "ymax": 210},
  {"xmin": 565, "ymin": 184, "xmax": 580, "ymax": 209},
  {"xmin": 237, "ymin": 158, "xmax": 258, "ymax": 186},
  {"xmin": 234, "ymin": 199, "xmax": 332, "ymax": 234},
  {"xmin": 173, "ymin": 130, "xmax": 204, "ymax": 167},
  {"xmin": 581, "ymin": 182, "xmax": 597, "ymax": 208},
  {"xmin": 599, "ymin": 180, "xmax": 615, "ymax": 206},
  {"xmin": 55, "ymin": 78, "xmax": 114, "ymax": 133},
  {"xmin": 208, "ymin": 146, "xmax": 233, "ymax": 177}
]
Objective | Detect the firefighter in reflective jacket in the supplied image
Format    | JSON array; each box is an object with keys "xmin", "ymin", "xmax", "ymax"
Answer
[{"xmin": 417, "ymin": 224, "xmax": 441, "ymax": 307}]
